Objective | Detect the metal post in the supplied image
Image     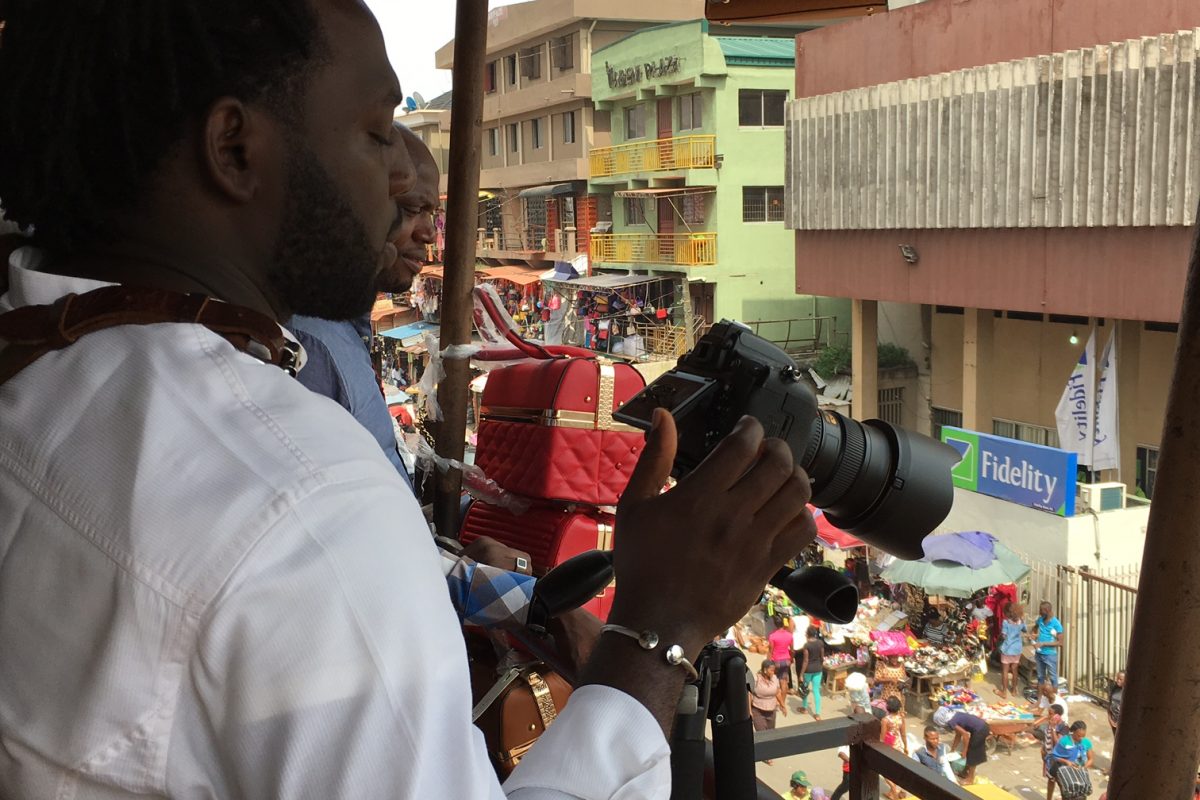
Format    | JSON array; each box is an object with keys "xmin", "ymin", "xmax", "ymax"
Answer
[
  {"xmin": 432, "ymin": 0, "xmax": 487, "ymax": 540},
  {"xmin": 1109, "ymin": 206, "xmax": 1200, "ymax": 799}
]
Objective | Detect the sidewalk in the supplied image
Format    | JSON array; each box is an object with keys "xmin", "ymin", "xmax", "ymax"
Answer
[{"xmin": 748, "ymin": 662, "xmax": 1112, "ymax": 799}]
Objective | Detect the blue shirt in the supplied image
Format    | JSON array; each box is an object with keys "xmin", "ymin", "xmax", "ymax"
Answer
[
  {"xmin": 949, "ymin": 712, "xmax": 988, "ymax": 736},
  {"xmin": 289, "ymin": 314, "xmax": 413, "ymax": 489},
  {"xmin": 915, "ymin": 744, "xmax": 949, "ymax": 773},
  {"xmin": 1036, "ymin": 616, "xmax": 1063, "ymax": 656},
  {"xmin": 1000, "ymin": 618, "xmax": 1027, "ymax": 656},
  {"xmin": 1051, "ymin": 735, "xmax": 1092, "ymax": 766}
]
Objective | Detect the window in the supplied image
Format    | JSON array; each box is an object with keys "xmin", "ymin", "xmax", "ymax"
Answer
[
  {"xmin": 562, "ymin": 110, "xmax": 576, "ymax": 144},
  {"xmin": 507, "ymin": 123, "xmax": 519, "ymax": 153},
  {"xmin": 738, "ymin": 89, "xmax": 787, "ymax": 127},
  {"xmin": 931, "ymin": 407, "xmax": 963, "ymax": 441},
  {"xmin": 624, "ymin": 197, "xmax": 646, "ymax": 225},
  {"xmin": 524, "ymin": 198, "xmax": 547, "ymax": 250},
  {"xmin": 520, "ymin": 45, "xmax": 543, "ymax": 80},
  {"xmin": 551, "ymin": 34, "xmax": 574, "ymax": 70},
  {"xmin": 935, "ymin": 305, "xmax": 964, "ymax": 315},
  {"xmin": 531, "ymin": 118, "xmax": 543, "ymax": 150},
  {"xmin": 878, "ymin": 387, "xmax": 905, "ymax": 427},
  {"xmin": 625, "ymin": 104, "xmax": 646, "ymax": 140},
  {"xmin": 681, "ymin": 193, "xmax": 706, "ymax": 225},
  {"xmin": 1137, "ymin": 445, "xmax": 1159, "ymax": 499},
  {"xmin": 678, "ymin": 93, "xmax": 703, "ymax": 131},
  {"xmin": 505, "ymin": 54, "xmax": 518, "ymax": 86},
  {"xmin": 486, "ymin": 128, "xmax": 499, "ymax": 156},
  {"xmin": 484, "ymin": 61, "xmax": 497, "ymax": 94},
  {"xmin": 742, "ymin": 186, "xmax": 785, "ymax": 222},
  {"xmin": 561, "ymin": 195, "xmax": 576, "ymax": 226},
  {"xmin": 993, "ymin": 418, "xmax": 1060, "ymax": 448}
]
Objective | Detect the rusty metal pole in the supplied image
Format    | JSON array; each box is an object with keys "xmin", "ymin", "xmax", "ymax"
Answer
[
  {"xmin": 431, "ymin": 0, "xmax": 487, "ymax": 540},
  {"xmin": 1109, "ymin": 206, "xmax": 1200, "ymax": 799}
]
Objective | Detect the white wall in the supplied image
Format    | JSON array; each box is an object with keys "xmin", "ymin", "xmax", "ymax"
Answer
[{"xmin": 935, "ymin": 489, "xmax": 1147, "ymax": 571}]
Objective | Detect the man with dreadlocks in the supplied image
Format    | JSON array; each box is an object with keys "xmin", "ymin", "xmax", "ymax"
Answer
[
  {"xmin": 0, "ymin": 2, "xmax": 819, "ymax": 799},
  {"xmin": 288, "ymin": 122, "xmax": 435, "ymax": 490}
]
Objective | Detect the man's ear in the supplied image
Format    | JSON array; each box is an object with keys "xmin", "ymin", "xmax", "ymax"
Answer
[{"xmin": 200, "ymin": 98, "xmax": 274, "ymax": 204}]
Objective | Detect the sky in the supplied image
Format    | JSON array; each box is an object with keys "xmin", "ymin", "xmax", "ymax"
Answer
[{"xmin": 365, "ymin": 0, "xmax": 524, "ymax": 107}]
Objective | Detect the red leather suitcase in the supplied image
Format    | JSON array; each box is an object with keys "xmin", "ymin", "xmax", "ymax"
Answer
[
  {"xmin": 474, "ymin": 358, "xmax": 646, "ymax": 506},
  {"xmin": 459, "ymin": 502, "xmax": 615, "ymax": 620}
]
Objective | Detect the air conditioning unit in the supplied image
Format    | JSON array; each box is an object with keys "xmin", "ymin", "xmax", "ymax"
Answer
[{"xmin": 1078, "ymin": 482, "xmax": 1127, "ymax": 513}]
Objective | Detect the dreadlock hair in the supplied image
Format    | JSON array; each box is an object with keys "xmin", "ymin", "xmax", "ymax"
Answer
[{"xmin": 0, "ymin": 0, "xmax": 327, "ymax": 252}]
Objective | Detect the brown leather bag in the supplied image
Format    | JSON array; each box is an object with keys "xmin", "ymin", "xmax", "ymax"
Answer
[{"xmin": 470, "ymin": 659, "xmax": 573, "ymax": 777}]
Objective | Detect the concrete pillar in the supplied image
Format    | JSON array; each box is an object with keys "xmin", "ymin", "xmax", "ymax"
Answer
[
  {"xmin": 1117, "ymin": 319, "xmax": 1141, "ymax": 487},
  {"xmin": 962, "ymin": 308, "xmax": 994, "ymax": 432},
  {"xmin": 852, "ymin": 299, "xmax": 879, "ymax": 420}
]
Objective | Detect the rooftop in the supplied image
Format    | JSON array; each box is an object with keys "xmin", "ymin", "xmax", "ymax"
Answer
[{"xmin": 714, "ymin": 36, "xmax": 796, "ymax": 66}]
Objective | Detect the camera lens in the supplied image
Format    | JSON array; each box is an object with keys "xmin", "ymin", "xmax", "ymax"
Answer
[{"xmin": 800, "ymin": 411, "xmax": 960, "ymax": 560}]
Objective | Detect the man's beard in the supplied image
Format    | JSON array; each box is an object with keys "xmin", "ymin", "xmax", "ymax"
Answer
[{"xmin": 268, "ymin": 144, "xmax": 383, "ymax": 321}]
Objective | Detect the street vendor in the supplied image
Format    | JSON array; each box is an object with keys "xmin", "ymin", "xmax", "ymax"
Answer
[
  {"xmin": 1046, "ymin": 721, "xmax": 1094, "ymax": 800},
  {"xmin": 949, "ymin": 710, "xmax": 991, "ymax": 785},
  {"xmin": 1034, "ymin": 601, "xmax": 1065, "ymax": 688}
]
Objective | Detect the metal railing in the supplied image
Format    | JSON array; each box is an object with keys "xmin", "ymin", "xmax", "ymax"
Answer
[
  {"xmin": 589, "ymin": 232, "xmax": 717, "ymax": 266},
  {"xmin": 1020, "ymin": 554, "xmax": 1139, "ymax": 698},
  {"xmin": 753, "ymin": 716, "xmax": 977, "ymax": 800},
  {"xmin": 589, "ymin": 134, "xmax": 717, "ymax": 178},
  {"xmin": 744, "ymin": 316, "xmax": 845, "ymax": 360}
]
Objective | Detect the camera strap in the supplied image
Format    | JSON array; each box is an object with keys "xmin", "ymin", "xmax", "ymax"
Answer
[{"xmin": 0, "ymin": 284, "xmax": 299, "ymax": 387}]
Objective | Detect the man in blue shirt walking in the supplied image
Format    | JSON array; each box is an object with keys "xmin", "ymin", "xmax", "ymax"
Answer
[
  {"xmin": 290, "ymin": 123, "xmax": 439, "ymax": 491},
  {"xmin": 1035, "ymin": 600, "xmax": 1065, "ymax": 689}
]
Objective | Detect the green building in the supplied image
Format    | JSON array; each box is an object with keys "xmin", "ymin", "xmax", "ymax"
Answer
[{"xmin": 588, "ymin": 19, "xmax": 849, "ymax": 353}]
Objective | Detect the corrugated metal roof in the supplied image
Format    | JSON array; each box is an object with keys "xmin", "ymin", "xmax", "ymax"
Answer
[
  {"xmin": 426, "ymin": 90, "xmax": 453, "ymax": 111},
  {"xmin": 714, "ymin": 36, "xmax": 796, "ymax": 66}
]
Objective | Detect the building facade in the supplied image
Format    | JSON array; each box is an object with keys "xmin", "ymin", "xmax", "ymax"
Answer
[
  {"xmin": 587, "ymin": 19, "xmax": 851, "ymax": 350},
  {"xmin": 434, "ymin": 0, "xmax": 705, "ymax": 274},
  {"xmin": 784, "ymin": 0, "xmax": 1200, "ymax": 566}
]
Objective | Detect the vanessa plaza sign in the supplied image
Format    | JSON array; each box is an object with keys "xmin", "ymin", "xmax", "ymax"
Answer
[
  {"xmin": 941, "ymin": 426, "xmax": 1078, "ymax": 517},
  {"xmin": 605, "ymin": 56, "xmax": 681, "ymax": 89}
]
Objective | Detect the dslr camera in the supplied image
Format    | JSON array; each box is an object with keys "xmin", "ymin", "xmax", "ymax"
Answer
[{"xmin": 614, "ymin": 320, "xmax": 959, "ymax": 560}]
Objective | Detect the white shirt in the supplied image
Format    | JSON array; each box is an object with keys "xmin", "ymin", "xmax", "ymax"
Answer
[
  {"xmin": 0, "ymin": 253, "xmax": 669, "ymax": 800},
  {"xmin": 1039, "ymin": 694, "xmax": 1070, "ymax": 723}
]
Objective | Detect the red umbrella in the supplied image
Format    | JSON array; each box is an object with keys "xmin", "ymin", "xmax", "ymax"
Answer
[{"xmin": 809, "ymin": 506, "xmax": 866, "ymax": 550}]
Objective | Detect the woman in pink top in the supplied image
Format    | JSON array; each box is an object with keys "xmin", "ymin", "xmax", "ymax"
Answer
[
  {"xmin": 767, "ymin": 615, "xmax": 795, "ymax": 694},
  {"xmin": 750, "ymin": 659, "xmax": 789, "ymax": 764}
]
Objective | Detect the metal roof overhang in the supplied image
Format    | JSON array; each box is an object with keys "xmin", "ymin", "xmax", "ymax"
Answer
[
  {"xmin": 542, "ymin": 272, "xmax": 663, "ymax": 291},
  {"xmin": 704, "ymin": 0, "xmax": 883, "ymax": 24},
  {"xmin": 613, "ymin": 186, "xmax": 717, "ymax": 199},
  {"xmin": 517, "ymin": 182, "xmax": 577, "ymax": 199}
]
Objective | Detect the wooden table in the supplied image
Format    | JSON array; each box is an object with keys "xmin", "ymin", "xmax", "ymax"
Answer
[
  {"xmin": 824, "ymin": 661, "xmax": 869, "ymax": 695},
  {"xmin": 906, "ymin": 668, "xmax": 973, "ymax": 711}
]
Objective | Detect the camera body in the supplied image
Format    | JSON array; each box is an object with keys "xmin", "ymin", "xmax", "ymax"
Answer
[{"xmin": 614, "ymin": 320, "xmax": 959, "ymax": 560}]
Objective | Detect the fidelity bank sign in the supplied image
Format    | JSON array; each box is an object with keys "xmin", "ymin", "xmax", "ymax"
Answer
[{"xmin": 940, "ymin": 426, "xmax": 1077, "ymax": 517}]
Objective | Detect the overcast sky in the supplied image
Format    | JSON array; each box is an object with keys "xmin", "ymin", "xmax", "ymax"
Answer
[{"xmin": 365, "ymin": 0, "xmax": 523, "ymax": 107}]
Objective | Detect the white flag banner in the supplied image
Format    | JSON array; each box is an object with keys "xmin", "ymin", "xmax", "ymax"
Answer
[
  {"xmin": 1055, "ymin": 329, "xmax": 1096, "ymax": 466},
  {"xmin": 1093, "ymin": 330, "xmax": 1120, "ymax": 472}
]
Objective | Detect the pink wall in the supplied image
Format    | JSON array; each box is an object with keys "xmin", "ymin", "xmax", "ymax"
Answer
[
  {"xmin": 795, "ymin": 0, "xmax": 1200, "ymax": 98},
  {"xmin": 792, "ymin": 0, "xmax": 1200, "ymax": 320},
  {"xmin": 795, "ymin": 227, "xmax": 1194, "ymax": 322}
]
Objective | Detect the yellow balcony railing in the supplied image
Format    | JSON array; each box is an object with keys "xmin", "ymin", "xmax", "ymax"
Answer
[
  {"xmin": 589, "ymin": 134, "xmax": 716, "ymax": 178},
  {"xmin": 589, "ymin": 232, "xmax": 717, "ymax": 267}
]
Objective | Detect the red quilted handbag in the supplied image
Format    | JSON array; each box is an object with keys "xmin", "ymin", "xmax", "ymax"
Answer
[
  {"xmin": 459, "ymin": 502, "xmax": 615, "ymax": 620},
  {"xmin": 474, "ymin": 358, "xmax": 646, "ymax": 506}
]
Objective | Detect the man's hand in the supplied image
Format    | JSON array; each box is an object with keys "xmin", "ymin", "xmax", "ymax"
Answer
[
  {"xmin": 609, "ymin": 410, "xmax": 817, "ymax": 658},
  {"xmin": 461, "ymin": 535, "xmax": 532, "ymax": 575}
]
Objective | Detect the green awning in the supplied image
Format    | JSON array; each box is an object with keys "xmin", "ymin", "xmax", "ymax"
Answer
[{"xmin": 517, "ymin": 183, "xmax": 577, "ymax": 199}]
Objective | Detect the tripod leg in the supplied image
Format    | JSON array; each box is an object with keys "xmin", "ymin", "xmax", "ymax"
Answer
[{"xmin": 711, "ymin": 652, "xmax": 757, "ymax": 800}]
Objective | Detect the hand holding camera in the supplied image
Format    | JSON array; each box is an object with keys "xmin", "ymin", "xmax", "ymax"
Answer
[{"xmin": 608, "ymin": 408, "xmax": 818, "ymax": 660}]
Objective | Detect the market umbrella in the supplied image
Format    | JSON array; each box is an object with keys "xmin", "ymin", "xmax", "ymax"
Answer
[
  {"xmin": 809, "ymin": 506, "xmax": 866, "ymax": 550},
  {"xmin": 879, "ymin": 532, "xmax": 1029, "ymax": 598}
]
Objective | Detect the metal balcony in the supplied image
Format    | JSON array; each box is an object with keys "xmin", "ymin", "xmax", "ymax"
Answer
[
  {"xmin": 589, "ymin": 134, "xmax": 717, "ymax": 178},
  {"xmin": 589, "ymin": 232, "xmax": 716, "ymax": 267}
]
